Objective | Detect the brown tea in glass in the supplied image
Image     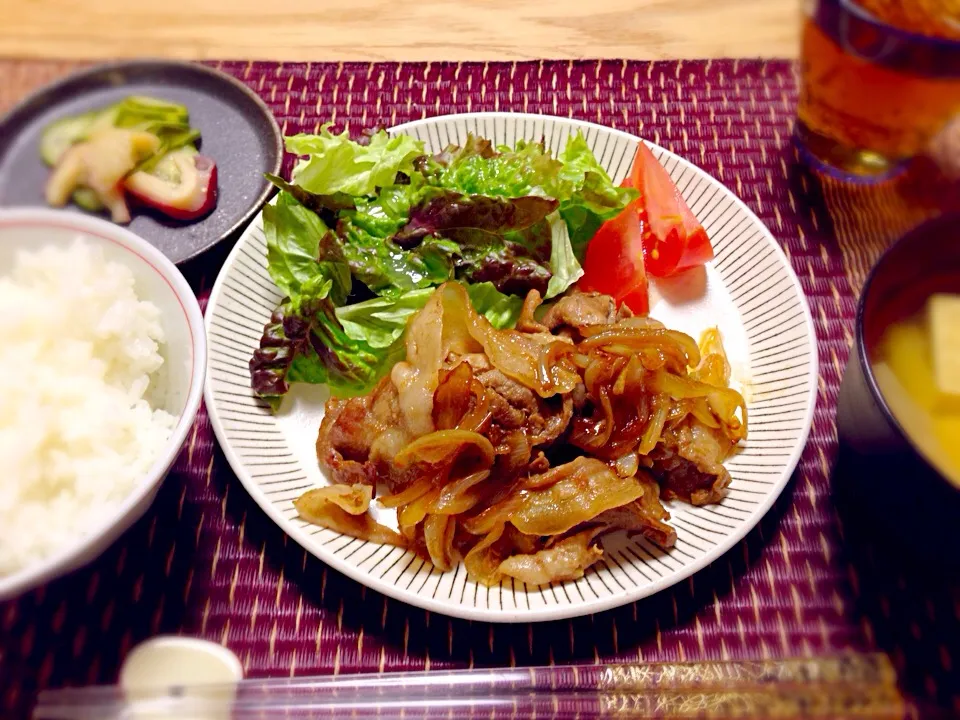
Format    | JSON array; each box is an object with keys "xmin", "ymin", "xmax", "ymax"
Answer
[{"xmin": 797, "ymin": 0, "xmax": 960, "ymax": 180}]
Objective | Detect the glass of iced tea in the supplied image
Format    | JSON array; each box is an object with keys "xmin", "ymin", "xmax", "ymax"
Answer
[{"xmin": 797, "ymin": 0, "xmax": 960, "ymax": 180}]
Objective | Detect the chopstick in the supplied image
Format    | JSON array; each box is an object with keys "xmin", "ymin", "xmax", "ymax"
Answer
[{"xmin": 34, "ymin": 653, "xmax": 905, "ymax": 719}]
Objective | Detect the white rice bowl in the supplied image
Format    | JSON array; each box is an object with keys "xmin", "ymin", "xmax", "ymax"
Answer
[
  {"xmin": 0, "ymin": 241, "xmax": 176, "ymax": 574},
  {"xmin": 0, "ymin": 208, "xmax": 205, "ymax": 599}
]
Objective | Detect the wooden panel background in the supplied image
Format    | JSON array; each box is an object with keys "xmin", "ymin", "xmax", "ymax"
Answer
[{"xmin": 0, "ymin": 0, "xmax": 800, "ymax": 62}]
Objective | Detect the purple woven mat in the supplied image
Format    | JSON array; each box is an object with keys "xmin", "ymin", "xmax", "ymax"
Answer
[{"xmin": 1, "ymin": 59, "xmax": 957, "ymax": 718}]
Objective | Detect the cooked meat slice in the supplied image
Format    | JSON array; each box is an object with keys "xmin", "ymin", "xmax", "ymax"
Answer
[
  {"xmin": 571, "ymin": 382, "xmax": 589, "ymax": 411},
  {"xmin": 475, "ymin": 367, "xmax": 573, "ymax": 448},
  {"xmin": 317, "ymin": 376, "xmax": 407, "ymax": 467},
  {"xmin": 593, "ymin": 469, "xmax": 677, "ymax": 547},
  {"xmin": 536, "ymin": 394, "xmax": 573, "ymax": 447},
  {"xmin": 455, "ymin": 353, "xmax": 492, "ymax": 372},
  {"xmin": 652, "ymin": 451, "xmax": 730, "ymax": 506},
  {"xmin": 316, "ymin": 395, "xmax": 379, "ymax": 486},
  {"xmin": 516, "ymin": 289, "xmax": 549, "ymax": 334},
  {"xmin": 650, "ymin": 422, "xmax": 733, "ymax": 505},
  {"xmin": 498, "ymin": 528, "xmax": 603, "ymax": 585},
  {"xmin": 477, "ymin": 367, "xmax": 540, "ymax": 429},
  {"xmin": 528, "ymin": 451, "xmax": 550, "ymax": 473},
  {"xmin": 493, "ymin": 429, "xmax": 533, "ymax": 477},
  {"xmin": 319, "ymin": 398, "xmax": 369, "ymax": 464},
  {"xmin": 541, "ymin": 290, "xmax": 632, "ymax": 336},
  {"xmin": 316, "ymin": 377, "xmax": 416, "ymax": 490}
]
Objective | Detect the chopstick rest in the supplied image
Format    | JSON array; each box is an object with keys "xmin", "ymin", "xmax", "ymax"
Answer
[{"xmin": 119, "ymin": 637, "xmax": 243, "ymax": 720}]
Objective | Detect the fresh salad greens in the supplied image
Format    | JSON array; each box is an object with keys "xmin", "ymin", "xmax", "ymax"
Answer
[{"xmin": 250, "ymin": 124, "xmax": 636, "ymax": 408}]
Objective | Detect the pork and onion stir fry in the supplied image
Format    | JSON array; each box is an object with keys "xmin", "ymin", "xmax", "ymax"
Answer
[{"xmin": 296, "ymin": 283, "xmax": 746, "ymax": 586}]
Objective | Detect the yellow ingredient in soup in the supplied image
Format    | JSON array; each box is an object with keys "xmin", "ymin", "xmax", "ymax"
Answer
[
  {"xmin": 873, "ymin": 310, "xmax": 960, "ymax": 487},
  {"xmin": 929, "ymin": 293, "xmax": 960, "ymax": 410}
]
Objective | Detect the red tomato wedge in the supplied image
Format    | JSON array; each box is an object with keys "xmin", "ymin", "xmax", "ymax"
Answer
[
  {"xmin": 624, "ymin": 142, "xmax": 714, "ymax": 277},
  {"xmin": 579, "ymin": 200, "xmax": 649, "ymax": 315}
]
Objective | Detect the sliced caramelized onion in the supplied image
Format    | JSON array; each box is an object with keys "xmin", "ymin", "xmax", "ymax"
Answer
[
  {"xmin": 511, "ymin": 457, "xmax": 644, "ymax": 536},
  {"xmin": 433, "ymin": 362, "xmax": 475, "ymax": 431},
  {"xmin": 637, "ymin": 395, "xmax": 668, "ymax": 455},
  {"xmin": 378, "ymin": 478, "xmax": 433, "ymax": 508},
  {"xmin": 392, "ymin": 285, "xmax": 480, "ymax": 436},
  {"xmin": 424, "ymin": 514, "xmax": 455, "ymax": 570},
  {"xmin": 429, "ymin": 470, "xmax": 490, "ymax": 515},
  {"xmin": 394, "ymin": 430, "xmax": 495, "ymax": 468},
  {"xmin": 693, "ymin": 328, "xmax": 731, "ymax": 386},
  {"xmin": 707, "ymin": 387, "xmax": 748, "ymax": 441},
  {"xmin": 295, "ymin": 485, "xmax": 405, "ymax": 547},
  {"xmin": 463, "ymin": 523, "xmax": 508, "ymax": 585},
  {"xmin": 613, "ymin": 355, "xmax": 644, "ymax": 396},
  {"xmin": 648, "ymin": 369, "xmax": 712, "ymax": 399},
  {"xmin": 496, "ymin": 430, "xmax": 532, "ymax": 477},
  {"xmin": 579, "ymin": 316, "xmax": 665, "ymax": 335},
  {"xmin": 461, "ymin": 491, "xmax": 522, "ymax": 536},
  {"xmin": 433, "ymin": 362, "xmax": 493, "ymax": 435},
  {"xmin": 537, "ymin": 342, "xmax": 577, "ymax": 394},
  {"xmin": 398, "ymin": 488, "xmax": 441, "ymax": 533},
  {"xmin": 693, "ymin": 354, "xmax": 730, "ymax": 388},
  {"xmin": 688, "ymin": 398, "xmax": 722, "ymax": 429},
  {"xmin": 436, "ymin": 283, "xmax": 580, "ymax": 397},
  {"xmin": 614, "ymin": 452, "xmax": 640, "ymax": 478},
  {"xmin": 498, "ymin": 528, "xmax": 603, "ymax": 586},
  {"xmin": 579, "ymin": 328, "xmax": 700, "ymax": 370},
  {"xmin": 457, "ymin": 389, "xmax": 493, "ymax": 433},
  {"xmin": 597, "ymin": 389, "xmax": 616, "ymax": 447},
  {"xmin": 298, "ymin": 483, "xmax": 373, "ymax": 515}
]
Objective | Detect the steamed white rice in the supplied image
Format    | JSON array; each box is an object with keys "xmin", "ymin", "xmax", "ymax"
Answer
[{"xmin": 0, "ymin": 239, "xmax": 175, "ymax": 576}]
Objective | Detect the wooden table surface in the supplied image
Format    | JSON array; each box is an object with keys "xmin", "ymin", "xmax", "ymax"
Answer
[{"xmin": 0, "ymin": 0, "xmax": 800, "ymax": 62}]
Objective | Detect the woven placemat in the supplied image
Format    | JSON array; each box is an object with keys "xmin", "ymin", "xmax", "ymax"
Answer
[{"xmin": 0, "ymin": 58, "xmax": 957, "ymax": 718}]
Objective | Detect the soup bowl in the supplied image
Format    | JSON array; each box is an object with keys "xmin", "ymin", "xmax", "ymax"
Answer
[{"xmin": 837, "ymin": 213, "xmax": 960, "ymax": 552}]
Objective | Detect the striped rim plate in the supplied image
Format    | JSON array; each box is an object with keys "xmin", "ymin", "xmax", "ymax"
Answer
[{"xmin": 204, "ymin": 113, "xmax": 818, "ymax": 623}]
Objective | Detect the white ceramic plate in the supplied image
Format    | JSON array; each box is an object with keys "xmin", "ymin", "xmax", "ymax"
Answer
[{"xmin": 204, "ymin": 113, "xmax": 818, "ymax": 623}]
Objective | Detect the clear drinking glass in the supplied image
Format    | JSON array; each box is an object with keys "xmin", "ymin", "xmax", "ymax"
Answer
[{"xmin": 796, "ymin": 0, "xmax": 960, "ymax": 181}]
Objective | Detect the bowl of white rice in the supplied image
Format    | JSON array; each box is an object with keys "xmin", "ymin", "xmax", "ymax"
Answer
[{"xmin": 0, "ymin": 208, "xmax": 206, "ymax": 600}]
